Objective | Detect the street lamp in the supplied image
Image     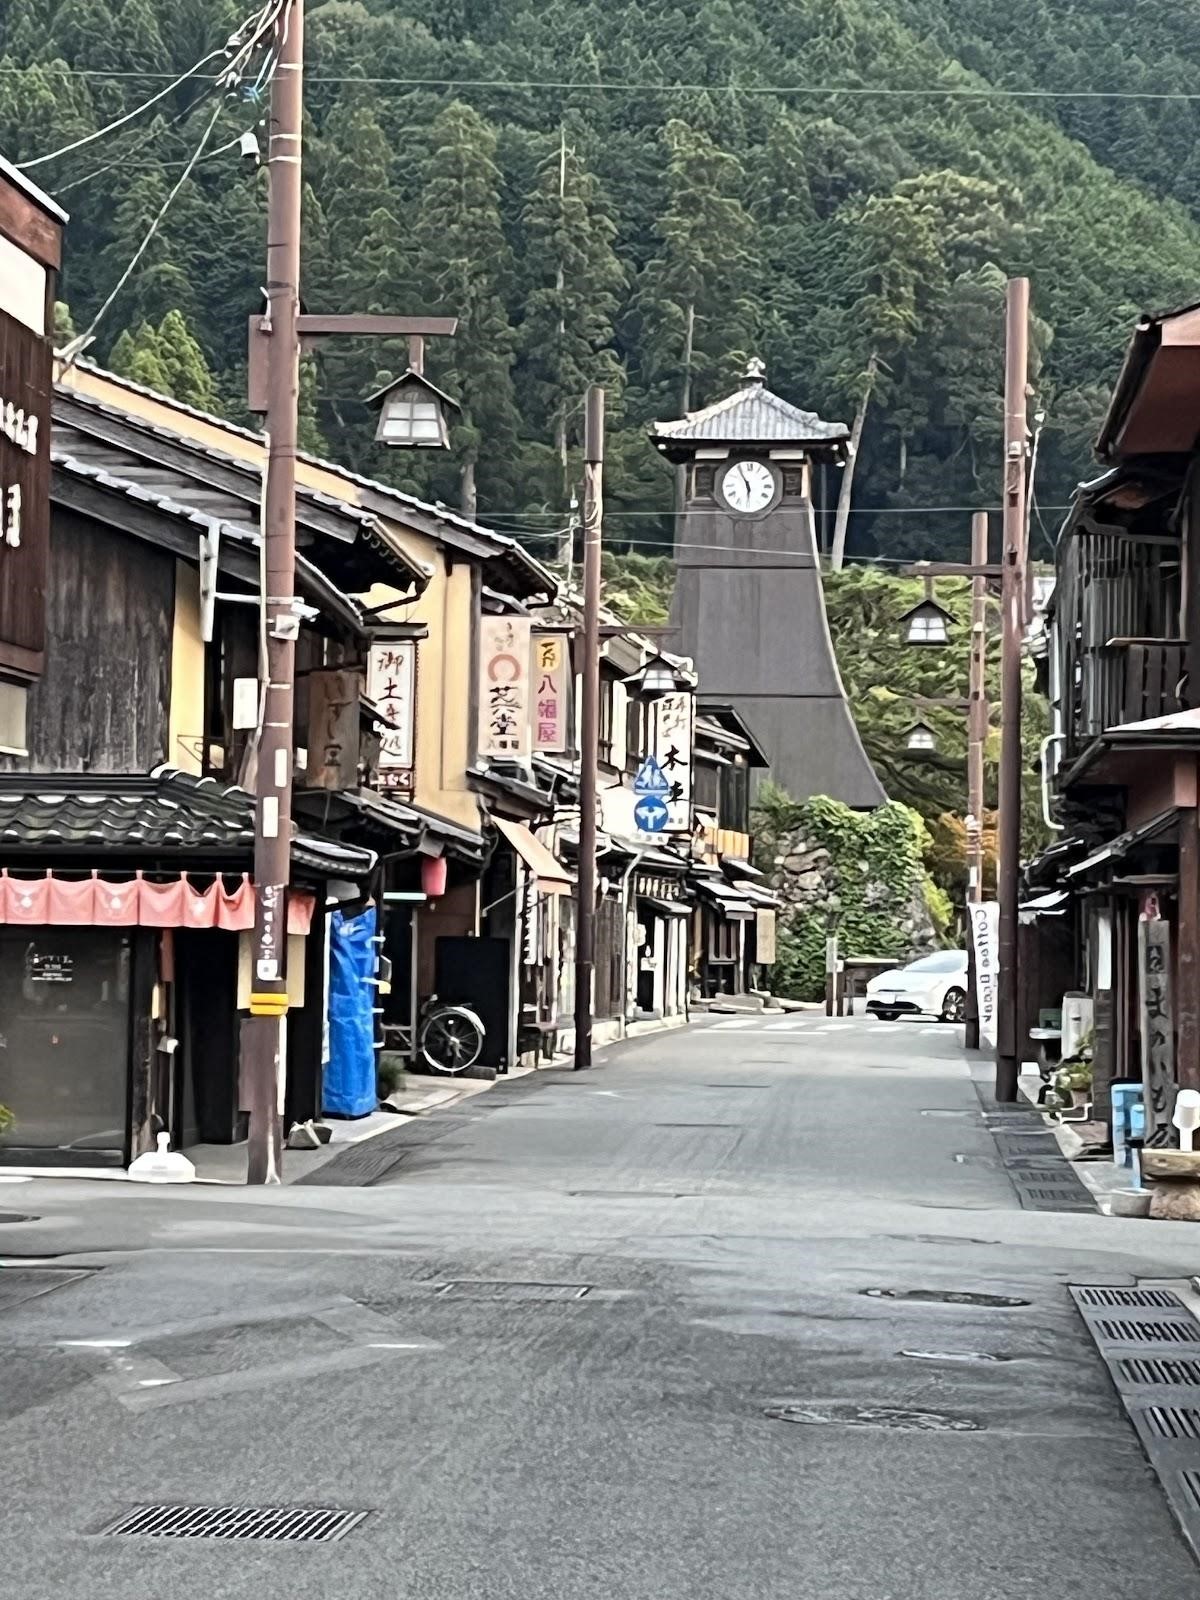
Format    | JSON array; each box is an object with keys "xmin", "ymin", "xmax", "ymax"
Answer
[
  {"xmin": 899, "ymin": 597, "xmax": 954, "ymax": 646},
  {"xmin": 368, "ymin": 369, "xmax": 460, "ymax": 450},
  {"xmin": 623, "ymin": 649, "xmax": 692, "ymax": 703}
]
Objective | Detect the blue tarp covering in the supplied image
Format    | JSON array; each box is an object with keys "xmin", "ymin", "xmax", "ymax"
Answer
[{"xmin": 324, "ymin": 905, "xmax": 377, "ymax": 1118}]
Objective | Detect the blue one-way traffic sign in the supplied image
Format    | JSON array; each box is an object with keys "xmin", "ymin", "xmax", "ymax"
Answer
[{"xmin": 634, "ymin": 795, "xmax": 669, "ymax": 833}]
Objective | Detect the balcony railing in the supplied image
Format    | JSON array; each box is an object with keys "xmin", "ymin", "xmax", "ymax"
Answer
[{"xmin": 1078, "ymin": 638, "xmax": 1187, "ymax": 743}]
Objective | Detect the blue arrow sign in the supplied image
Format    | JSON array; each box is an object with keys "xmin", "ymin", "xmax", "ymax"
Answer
[
  {"xmin": 634, "ymin": 795, "xmax": 669, "ymax": 833},
  {"xmin": 632, "ymin": 755, "xmax": 670, "ymax": 797}
]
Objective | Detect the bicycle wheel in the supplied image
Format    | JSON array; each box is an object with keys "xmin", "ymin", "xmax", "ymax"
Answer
[{"xmin": 420, "ymin": 1006, "xmax": 484, "ymax": 1075}]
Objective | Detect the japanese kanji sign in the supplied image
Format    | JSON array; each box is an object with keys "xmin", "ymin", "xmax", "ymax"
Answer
[
  {"xmin": 366, "ymin": 639, "xmax": 416, "ymax": 792},
  {"xmin": 531, "ymin": 632, "xmax": 569, "ymax": 753},
  {"xmin": 1138, "ymin": 906, "xmax": 1175, "ymax": 1144},
  {"xmin": 647, "ymin": 690, "xmax": 694, "ymax": 833},
  {"xmin": 478, "ymin": 616, "xmax": 532, "ymax": 759}
]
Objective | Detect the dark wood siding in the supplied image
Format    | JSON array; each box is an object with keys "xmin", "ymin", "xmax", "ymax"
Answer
[{"xmin": 0, "ymin": 508, "xmax": 173, "ymax": 773}]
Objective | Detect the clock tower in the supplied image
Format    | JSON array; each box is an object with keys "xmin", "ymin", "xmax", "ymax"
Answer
[{"xmin": 652, "ymin": 360, "xmax": 885, "ymax": 807}]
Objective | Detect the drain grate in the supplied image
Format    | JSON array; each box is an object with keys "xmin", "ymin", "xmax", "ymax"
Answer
[
  {"xmin": 1097, "ymin": 1318, "xmax": 1200, "ymax": 1345},
  {"xmin": 1077, "ymin": 1287, "xmax": 1184, "ymax": 1310},
  {"xmin": 1181, "ymin": 1471, "xmax": 1200, "ymax": 1513},
  {"xmin": 99, "ymin": 1504, "xmax": 367, "ymax": 1542},
  {"xmin": 1140, "ymin": 1406, "xmax": 1200, "ymax": 1441},
  {"xmin": 1119, "ymin": 1358, "xmax": 1200, "ymax": 1387},
  {"xmin": 765, "ymin": 1402, "xmax": 981, "ymax": 1432},
  {"xmin": 438, "ymin": 1280, "xmax": 590, "ymax": 1301}
]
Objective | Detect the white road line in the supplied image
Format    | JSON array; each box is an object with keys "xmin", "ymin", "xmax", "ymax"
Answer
[
  {"xmin": 709, "ymin": 1019, "xmax": 757, "ymax": 1030},
  {"xmin": 763, "ymin": 1020, "xmax": 806, "ymax": 1032}
]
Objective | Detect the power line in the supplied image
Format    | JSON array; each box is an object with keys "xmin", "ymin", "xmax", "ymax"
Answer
[
  {"xmin": 17, "ymin": 0, "xmax": 283, "ymax": 171},
  {"xmin": 59, "ymin": 100, "xmax": 225, "ymax": 373},
  {"xmin": 5, "ymin": 63, "xmax": 1200, "ymax": 103}
]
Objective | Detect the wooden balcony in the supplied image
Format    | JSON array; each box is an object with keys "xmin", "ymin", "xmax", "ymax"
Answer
[{"xmin": 1077, "ymin": 638, "xmax": 1187, "ymax": 745}]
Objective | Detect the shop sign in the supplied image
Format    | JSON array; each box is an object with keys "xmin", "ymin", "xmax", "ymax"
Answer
[
  {"xmin": 969, "ymin": 901, "xmax": 999, "ymax": 1048},
  {"xmin": 366, "ymin": 640, "xmax": 416, "ymax": 793},
  {"xmin": 1138, "ymin": 902, "xmax": 1175, "ymax": 1142},
  {"xmin": 0, "ymin": 307, "xmax": 52, "ymax": 679},
  {"xmin": 755, "ymin": 909, "xmax": 777, "ymax": 965},
  {"xmin": 478, "ymin": 616, "xmax": 532, "ymax": 759},
  {"xmin": 647, "ymin": 690, "xmax": 694, "ymax": 833},
  {"xmin": 531, "ymin": 632, "xmax": 569, "ymax": 752}
]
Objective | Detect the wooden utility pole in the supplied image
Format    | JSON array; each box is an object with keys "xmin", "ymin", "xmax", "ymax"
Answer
[
  {"xmin": 964, "ymin": 509, "xmax": 989, "ymax": 1050},
  {"xmin": 245, "ymin": 0, "xmax": 304, "ymax": 1184},
  {"xmin": 573, "ymin": 385, "xmax": 604, "ymax": 1070},
  {"xmin": 995, "ymin": 278, "xmax": 1030, "ymax": 1102}
]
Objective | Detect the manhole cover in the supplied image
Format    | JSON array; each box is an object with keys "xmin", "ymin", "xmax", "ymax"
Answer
[
  {"xmin": 899, "ymin": 1349, "xmax": 1015, "ymax": 1364},
  {"xmin": 862, "ymin": 1288, "xmax": 1030, "ymax": 1307},
  {"xmin": 99, "ymin": 1504, "xmax": 367, "ymax": 1542},
  {"xmin": 764, "ymin": 1402, "xmax": 981, "ymax": 1432}
]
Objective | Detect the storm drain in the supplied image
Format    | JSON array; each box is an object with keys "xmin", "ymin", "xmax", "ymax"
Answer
[
  {"xmin": 99, "ymin": 1504, "xmax": 367, "ymax": 1542},
  {"xmin": 1077, "ymin": 1288, "xmax": 1183, "ymax": 1310},
  {"xmin": 1073, "ymin": 1283, "xmax": 1200, "ymax": 1562},
  {"xmin": 1120, "ymin": 1358, "xmax": 1200, "ymax": 1387},
  {"xmin": 438, "ymin": 1280, "xmax": 591, "ymax": 1301},
  {"xmin": 862, "ymin": 1288, "xmax": 1030, "ymax": 1308},
  {"xmin": 1097, "ymin": 1318, "xmax": 1200, "ymax": 1345},
  {"xmin": 764, "ymin": 1402, "xmax": 981, "ymax": 1432}
]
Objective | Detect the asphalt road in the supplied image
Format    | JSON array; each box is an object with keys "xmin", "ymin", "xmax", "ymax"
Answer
[{"xmin": 3, "ymin": 1013, "xmax": 1200, "ymax": 1598}]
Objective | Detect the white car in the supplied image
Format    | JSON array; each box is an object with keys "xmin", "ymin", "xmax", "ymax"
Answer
[{"xmin": 865, "ymin": 950, "xmax": 969, "ymax": 1023}]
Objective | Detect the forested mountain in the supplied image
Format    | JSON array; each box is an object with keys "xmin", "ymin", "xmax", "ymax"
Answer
[{"xmin": 2, "ymin": 0, "xmax": 1198, "ymax": 561}]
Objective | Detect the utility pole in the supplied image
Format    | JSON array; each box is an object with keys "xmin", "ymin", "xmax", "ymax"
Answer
[
  {"xmin": 964, "ymin": 509, "xmax": 989, "ymax": 1050},
  {"xmin": 245, "ymin": 0, "xmax": 304, "ymax": 1183},
  {"xmin": 573, "ymin": 385, "xmax": 604, "ymax": 1070},
  {"xmin": 995, "ymin": 277, "xmax": 1030, "ymax": 1102}
]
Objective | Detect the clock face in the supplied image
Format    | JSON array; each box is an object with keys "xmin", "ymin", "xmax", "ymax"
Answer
[{"xmin": 719, "ymin": 459, "xmax": 776, "ymax": 514}]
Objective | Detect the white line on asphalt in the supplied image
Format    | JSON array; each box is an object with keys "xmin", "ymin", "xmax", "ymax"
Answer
[
  {"xmin": 763, "ymin": 1021, "xmax": 807, "ymax": 1032},
  {"xmin": 709, "ymin": 1019, "xmax": 757, "ymax": 1030},
  {"xmin": 57, "ymin": 1338, "xmax": 131, "ymax": 1349}
]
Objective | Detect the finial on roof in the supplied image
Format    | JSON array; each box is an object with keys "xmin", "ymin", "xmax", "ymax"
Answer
[{"xmin": 744, "ymin": 356, "xmax": 766, "ymax": 386}]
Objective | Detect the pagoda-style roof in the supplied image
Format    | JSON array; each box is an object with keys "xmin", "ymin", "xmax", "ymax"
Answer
[{"xmin": 651, "ymin": 360, "xmax": 850, "ymax": 461}]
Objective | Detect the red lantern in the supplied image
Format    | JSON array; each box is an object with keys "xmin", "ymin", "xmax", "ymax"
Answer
[{"xmin": 421, "ymin": 855, "xmax": 448, "ymax": 898}]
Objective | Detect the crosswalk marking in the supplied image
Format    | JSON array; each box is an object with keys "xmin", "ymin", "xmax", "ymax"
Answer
[
  {"xmin": 763, "ymin": 1020, "xmax": 808, "ymax": 1032},
  {"xmin": 709, "ymin": 1018, "xmax": 757, "ymax": 1031}
]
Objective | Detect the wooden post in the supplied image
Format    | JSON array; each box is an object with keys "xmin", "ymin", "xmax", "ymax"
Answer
[
  {"xmin": 573, "ymin": 385, "xmax": 604, "ymax": 1069},
  {"xmin": 245, "ymin": 0, "xmax": 304, "ymax": 1184},
  {"xmin": 995, "ymin": 278, "xmax": 1030, "ymax": 1102}
]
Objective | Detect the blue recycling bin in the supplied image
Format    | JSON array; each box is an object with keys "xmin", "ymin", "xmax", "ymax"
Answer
[{"xmin": 1111, "ymin": 1084, "xmax": 1143, "ymax": 1169}]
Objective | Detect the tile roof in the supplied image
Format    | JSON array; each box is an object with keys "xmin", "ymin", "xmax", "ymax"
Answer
[
  {"xmin": 651, "ymin": 368, "xmax": 849, "ymax": 448},
  {"xmin": 0, "ymin": 768, "xmax": 374, "ymax": 877}
]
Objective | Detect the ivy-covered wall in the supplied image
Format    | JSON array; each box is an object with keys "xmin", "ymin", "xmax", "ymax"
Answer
[{"xmin": 755, "ymin": 789, "xmax": 948, "ymax": 1001}]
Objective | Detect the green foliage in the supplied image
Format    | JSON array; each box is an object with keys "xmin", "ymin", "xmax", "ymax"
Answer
[
  {"xmin": 7, "ymin": 0, "xmax": 1200, "ymax": 558},
  {"xmin": 754, "ymin": 788, "xmax": 940, "ymax": 1000},
  {"xmin": 109, "ymin": 309, "xmax": 217, "ymax": 411},
  {"xmin": 600, "ymin": 550, "xmax": 674, "ymax": 624}
]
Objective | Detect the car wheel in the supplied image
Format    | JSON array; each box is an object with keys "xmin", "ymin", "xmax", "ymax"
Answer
[
  {"xmin": 940, "ymin": 987, "xmax": 967, "ymax": 1023},
  {"xmin": 874, "ymin": 1011, "xmax": 899, "ymax": 1022}
]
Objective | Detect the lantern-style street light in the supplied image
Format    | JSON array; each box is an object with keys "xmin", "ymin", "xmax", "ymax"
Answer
[
  {"xmin": 623, "ymin": 649, "xmax": 693, "ymax": 703},
  {"xmin": 905, "ymin": 720, "xmax": 938, "ymax": 752},
  {"xmin": 899, "ymin": 596, "xmax": 954, "ymax": 646},
  {"xmin": 368, "ymin": 368, "xmax": 460, "ymax": 450}
]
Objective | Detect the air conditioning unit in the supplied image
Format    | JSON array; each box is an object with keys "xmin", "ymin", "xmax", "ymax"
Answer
[{"xmin": 1061, "ymin": 992, "xmax": 1093, "ymax": 1060}]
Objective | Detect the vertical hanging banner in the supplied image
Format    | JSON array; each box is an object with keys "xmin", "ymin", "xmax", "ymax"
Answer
[
  {"xmin": 531, "ymin": 633, "xmax": 569, "ymax": 753},
  {"xmin": 969, "ymin": 900, "xmax": 1000, "ymax": 1048},
  {"xmin": 1138, "ymin": 900, "xmax": 1175, "ymax": 1142},
  {"xmin": 649, "ymin": 690, "xmax": 694, "ymax": 833},
  {"xmin": 478, "ymin": 616, "xmax": 532, "ymax": 759},
  {"xmin": 366, "ymin": 640, "xmax": 416, "ymax": 792}
]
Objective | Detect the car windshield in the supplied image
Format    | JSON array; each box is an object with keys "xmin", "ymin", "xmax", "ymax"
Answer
[{"xmin": 904, "ymin": 951, "xmax": 965, "ymax": 974}]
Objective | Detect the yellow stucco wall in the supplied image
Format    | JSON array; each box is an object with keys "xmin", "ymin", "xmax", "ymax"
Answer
[
  {"xmin": 168, "ymin": 559, "xmax": 205, "ymax": 774},
  {"xmin": 59, "ymin": 363, "xmax": 484, "ymax": 831}
]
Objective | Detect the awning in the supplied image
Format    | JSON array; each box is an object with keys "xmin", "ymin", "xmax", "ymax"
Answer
[
  {"xmin": 731, "ymin": 882, "xmax": 780, "ymax": 909},
  {"xmin": 722, "ymin": 857, "xmax": 765, "ymax": 881},
  {"xmin": 1019, "ymin": 889, "xmax": 1070, "ymax": 923},
  {"xmin": 696, "ymin": 880, "xmax": 755, "ymax": 920},
  {"xmin": 493, "ymin": 816, "xmax": 574, "ymax": 895},
  {"xmin": 638, "ymin": 894, "xmax": 691, "ymax": 919},
  {"xmin": 1065, "ymin": 809, "xmax": 1178, "ymax": 880}
]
